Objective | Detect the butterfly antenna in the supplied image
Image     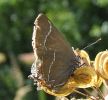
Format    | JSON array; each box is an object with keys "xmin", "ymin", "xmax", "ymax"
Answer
[{"xmin": 82, "ymin": 38, "xmax": 101, "ymax": 50}]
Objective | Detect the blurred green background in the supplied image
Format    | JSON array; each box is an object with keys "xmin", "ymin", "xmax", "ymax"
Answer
[{"xmin": 0, "ymin": 0, "xmax": 108, "ymax": 100}]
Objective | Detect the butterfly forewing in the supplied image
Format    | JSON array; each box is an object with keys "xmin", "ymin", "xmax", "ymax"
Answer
[{"xmin": 32, "ymin": 14, "xmax": 80, "ymax": 90}]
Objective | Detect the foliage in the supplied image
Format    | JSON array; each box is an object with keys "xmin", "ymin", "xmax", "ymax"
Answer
[{"xmin": 0, "ymin": 0, "xmax": 108, "ymax": 100}]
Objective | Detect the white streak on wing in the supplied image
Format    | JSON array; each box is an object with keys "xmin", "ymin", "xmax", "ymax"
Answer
[
  {"xmin": 53, "ymin": 82, "xmax": 65, "ymax": 88},
  {"xmin": 32, "ymin": 14, "xmax": 42, "ymax": 60},
  {"xmin": 32, "ymin": 24, "xmax": 40, "ymax": 61},
  {"xmin": 48, "ymin": 51, "xmax": 56, "ymax": 81},
  {"xmin": 32, "ymin": 26, "xmax": 36, "ymax": 59},
  {"xmin": 44, "ymin": 21, "xmax": 52, "ymax": 50}
]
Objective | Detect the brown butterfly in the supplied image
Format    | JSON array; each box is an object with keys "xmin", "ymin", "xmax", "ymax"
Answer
[{"xmin": 29, "ymin": 13, "xmax": 87, "ymax": 96}]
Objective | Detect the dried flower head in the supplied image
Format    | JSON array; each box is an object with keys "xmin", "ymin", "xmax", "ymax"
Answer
[{"xmin": 94, "ymin": 50, "xmax": 108, "ymax": 80}]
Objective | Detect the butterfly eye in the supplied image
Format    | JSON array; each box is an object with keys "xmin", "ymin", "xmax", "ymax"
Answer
[{"xmin": 75, "ymin": 49, "xmax": 91, "ymax": 66}]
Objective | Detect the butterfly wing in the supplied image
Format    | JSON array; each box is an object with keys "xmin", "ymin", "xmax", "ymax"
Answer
[{"xmin": 32, "ymin": 14, "xmax": 79, "ymax": 90}]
